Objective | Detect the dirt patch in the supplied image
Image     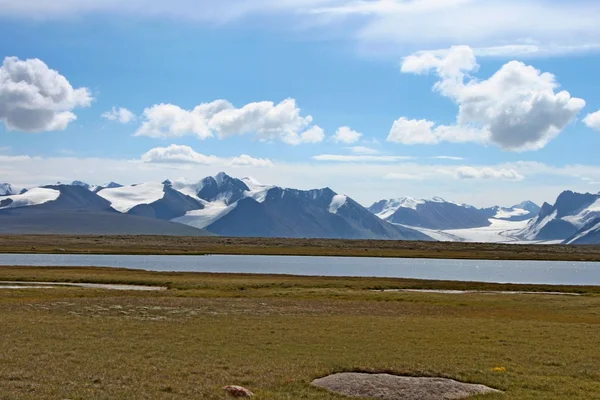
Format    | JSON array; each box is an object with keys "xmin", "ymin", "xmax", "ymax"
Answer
[{"xmin": 312, "ymin": 373, "xmax": 502, "ymax": 400}]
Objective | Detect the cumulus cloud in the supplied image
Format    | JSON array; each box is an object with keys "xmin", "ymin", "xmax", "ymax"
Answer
[
  {"xmin": 388, "ymin": 118, "xmax": 438, "ymax": 145},
  {"xmin": 332, "ymin": 126, "xmax": 362, "ymax": 144},
  {"xmin": 141, "ymin": 145, "xmax": 219, "ymax": 165},
  {"xmin": 313, "ymin": 154, "xmax": 413, "ymax": 162},
  {"xmin": 287, "ymin": 125, "xmax": 325, "ymax": 145},
  {"xmin": 0, "ymin": 56, "xmax": 92, "ymax": 132},
  {"xmin": 141, "ymin": 144, "xmax": 273, "ymax": 167},
  {"xmin": 398, "ymin": 46, "xmax": 585, "ymax": 151},
  {"xmin": 347, "ymin": 146, "xmax": 379, "ymax": 155},
  {"xmin": 102, "ymin": 107, "xmax": 136, "ymax": 123},
  {"xmin": 584, "ymin": 110, "xmax": 600, "ymax": 131},
  {"xmin": 229, "ymin": 154, "xmax": 273, "ymax": 167},
  {"xmin": 387, "ymin": 117, "xmax": 486, "ymax": 145},
  {"xmin": 455, "ymin": 166, "xmax": 524, "ymax": 181},
  {"xmin": 136, "ymin": 98, "xmax": 323, "ymax": 145}
]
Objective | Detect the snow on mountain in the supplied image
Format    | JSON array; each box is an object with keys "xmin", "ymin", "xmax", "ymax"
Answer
[
  {"xmin": 199, "ymin": 177, "xmax": 431, "ymax": 240},
  {"xmin": 241, "ymin": 176, "xmax": 273, "ymax": 203},
  {"xmin": 369, "ymin": 196, "xmax": 491, "ymax": 230},
  {"xmin": 170, "ymin": 178, "xmax": 206, "ymax": 202},
  {"xmin": 518, "ymin": 191, "xmax": 600, "ymax": 241},
  {"xmin": 493, "ymin": 208, "xmax": 530, "ymax": 219},
  {"xmin": 329, "ymin": 195, "xmax": 347, "ymax": 214},
  {"xmin": 172, "ymin": 201, "xmax": 237, "ymax": 229},
  {"xmin": 370, "ymin": 197, "xmax": 426, "ymax": 220},
  {"xmin": 567, "ymin": 218, "xmax": 600, "ymax": 244},
  {"xmin": 562, "ymin": 198, "xmax": 600, "ymax": 228},
  {"xmin": 0, "ymin": 183, "xmax": 15, "ymax": 196},
  {"xmin": 400, "ymin": 218, "xmax": 532, "ymax": 243},
  {"xmin": 97, "ymin": 182, "xmax": 166, "ymax": 213},
  {"xmin": 482, "ymin": 201, "xmax": 540, "ymax": 222},
  {"xmin": 197, "ymin": 173, "xmax": 249, "ymax": 205},
  {"xmin": 0, "ymin": 188, "xmax": 61, "ymax": 209}
]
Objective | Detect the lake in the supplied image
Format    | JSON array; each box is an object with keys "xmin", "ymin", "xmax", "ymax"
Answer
[{"xmin": 0, "ymin": 254, "xmax": 599, "ymax": 285}]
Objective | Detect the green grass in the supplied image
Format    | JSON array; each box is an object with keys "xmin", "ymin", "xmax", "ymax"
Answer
[{"xmin": 1, "ymin": 267, "xmax": 600, "ymax": 399}]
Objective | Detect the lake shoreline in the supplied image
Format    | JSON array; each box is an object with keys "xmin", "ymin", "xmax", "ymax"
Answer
[
  {"xmin": 1, "ymin": 234, "xmax": 600, "ymax": 262},
  {"xmin": 1, "ymin": 265, "xmax": 599, "ymax": 293}
]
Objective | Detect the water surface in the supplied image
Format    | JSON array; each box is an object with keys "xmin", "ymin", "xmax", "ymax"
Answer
[{"xmin": 0, "ymin": 254, "xmax": 598, "ymax": 285}]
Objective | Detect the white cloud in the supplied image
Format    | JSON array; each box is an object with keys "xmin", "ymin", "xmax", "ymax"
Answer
[
  {"xmin": 102, "ymin": 107, "xmax": 136, "ymax": 123},
  {"xmin": 135, "ymin": 101, "xmax": 230, "ymax": 139},
  {"xmin": 141, "ymin": 145, "xmax": 273, "ymax": 167},
  {"xmin": 229, "ymin": 154, "xmax": 273, "ymax": 167},
  {"xmin": 398, "ymin": 46, "xmax": 586, "ymax": 151},
  {"xmin": 0, "ymin": 56, "xmax": 92, "ymax": 132},
  {"xmin": 136, "ymin": 98, "xmax": 323, "ymax": 145},
  {"xmin": 387, "ymin": 118, "xmax": 438, "ymax": 145},
  {"xmin": 332, "ymin": 126, "xmax": 362, "ymax": 144},
  {"xmin": 141, "ymin": 145, "xmax": 219, "ymax": 165},
  {"xmin": 314, "ymin": 1, "xmax": 600, "ymax": 57},
  {"xmin": 287, "ymin": 125, "xmax": 325, "ymax": 145},
  {"xmin": 455, "ymin": 166, "xmax": 524, "ymax": 181},
  {"xmin": 4, "ymin": 1, "xmax": 600, "ymax": 62},
  {"xmin": 313, "ymin": 154, "xmax": 413, "ymax": 162},
  {"xmin": 584, "ymin": 110, "xmax": 600, "ymax": 131},
  {"xmin": 404, "ymin": 44, "xmax": 600, "ymax": 61},
  {"xmin": 347, "ymin": 146, "xmax": 379, "ymax": 155},
  {"xmin": 387, "ymin": 117, "xmax": 486, "ymax": 145}
]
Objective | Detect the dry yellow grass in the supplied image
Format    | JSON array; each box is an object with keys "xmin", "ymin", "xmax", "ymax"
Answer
[
  {"xmin": 1, "ymin": 234, "xmax": 600, "ymax": 261},
  {"xmin": 1, "ymin": 267, "xmax": 599, "ymax": 399}
]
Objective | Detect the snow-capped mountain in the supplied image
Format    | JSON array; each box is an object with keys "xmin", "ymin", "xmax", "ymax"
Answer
[
  {"xmin": 0, "ymin": 174, "xmax": 432, "ymax": 240},
  {"xmin": 566, "ymin": 218, "xmax": 600, "ymax": 244},
  {"xmin": 481, "ymin": 201, "xmax": 541, "ymax": 222},
  {"xmin": 0, "ymin": 184, "xmax": 209, "ymax": 236},
  {"xmin": 369, "ymin": 197, "xmax": 492, "ymax": 230},
  {"xmin": 0, "ymin": 183, "xmax": 15, "ymax": 196},
  {"xmin": 201, "ymin": 185, "xmax": 429, "ymax": 240},
  {"xmin": 518, "ymin": 191, "xmax": 600, "ymax": 241}
]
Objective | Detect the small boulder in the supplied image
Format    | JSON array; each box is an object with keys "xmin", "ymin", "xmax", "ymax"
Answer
[{"xmin": 223, "ymin": 385, "xmax": 254, "ymax": 398}]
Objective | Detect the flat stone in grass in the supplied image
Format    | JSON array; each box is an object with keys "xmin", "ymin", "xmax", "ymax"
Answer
[{"xmin": 312, "ymin": 373, "xmax": 502, "ymax": 400}]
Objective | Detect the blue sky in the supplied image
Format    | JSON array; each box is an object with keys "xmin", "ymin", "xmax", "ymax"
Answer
[{"xmin": 1, "ymin": 0, "xmax": 600, "ymax": 207}]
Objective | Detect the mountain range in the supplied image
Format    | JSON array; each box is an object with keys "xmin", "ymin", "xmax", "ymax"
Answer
[
  {"xmin": 518, "ymin": 191, "xmax": 600, "ymax": 244},
  {"xmin": 368, "ymin": 197, "xmax": 540, "ymax": 230},
  {"xmin": 2, "ymin": 174, "xmax": 599, "ymax": 244},
  {"xmin": 0, "ymin": 174, "xmax": 430, "ymax": 240}
]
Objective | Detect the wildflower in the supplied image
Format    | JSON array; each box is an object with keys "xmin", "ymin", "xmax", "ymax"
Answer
[{"xmin": 223, "ymin": 385, "xmax": 254, "ymax": 398}]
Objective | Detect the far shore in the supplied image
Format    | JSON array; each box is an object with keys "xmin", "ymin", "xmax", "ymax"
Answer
[{"xmin": 0, "ymin": 234, "xmax": 600, "ymax": 262}]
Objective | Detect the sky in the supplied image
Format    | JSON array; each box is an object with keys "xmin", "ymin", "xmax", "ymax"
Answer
[{"xmin": 1, "ymin": 0, "xmax": 600, "ymax": 208}]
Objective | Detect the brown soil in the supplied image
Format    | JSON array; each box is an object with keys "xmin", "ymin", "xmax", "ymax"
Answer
[{"xmin": 312, "ymin": 373, "xmax": 502, "ymax": 400}]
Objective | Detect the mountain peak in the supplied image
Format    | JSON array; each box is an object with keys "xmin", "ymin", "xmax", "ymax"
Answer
[
  {"xmin": 0, "ymin": 183, "xmax": 14, "ymax": 196},
  {"xmin": 214, "ymin": 172, "xmax": 231, "ymax": 185},
  {"xmin": 71, "ymin": 180, "xmax": 91, "ymax": 189}
]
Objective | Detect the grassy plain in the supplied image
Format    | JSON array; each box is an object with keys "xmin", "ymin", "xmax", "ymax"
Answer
[
  {"xmin": 1, "ymin": 266, "xmax": 600, "ymax": 399},
  {"xmin": 1, "ymin": 235, "xmax": 600, "ymax": 261}
]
